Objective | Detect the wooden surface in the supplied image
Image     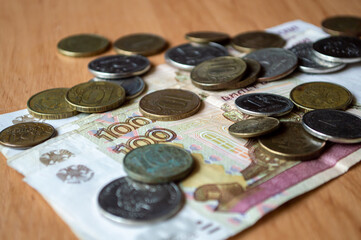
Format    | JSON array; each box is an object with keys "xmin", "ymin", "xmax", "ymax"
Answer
[{"xmin": 1, "ymin": 0, "xmax": 361, "ymax": 239}]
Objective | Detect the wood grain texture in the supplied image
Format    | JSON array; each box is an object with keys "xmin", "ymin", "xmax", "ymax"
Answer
[{"xmin": 1, "ymin": 0, "xmax": 361, "ymax": 239}]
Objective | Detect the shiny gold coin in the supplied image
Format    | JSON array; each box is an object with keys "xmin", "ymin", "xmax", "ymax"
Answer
[
  {"xmin": 231, "ymin": 31, "xmax": 286, "ymax": 53},
  {"xmin": 65, "ymin": 82, "xmax": 126, "ymax": 113},
  {"xmin": 27, "ymin": 88, "xmax": 78, "ymax": 119},
  {"xmin": 227, "ymin": 58, "xmax": 260, "ymax": 89},
  {"xmin": 258, "ymin": 121, "xmax": 326, "ymax": 161},
  {"xmin": 57, "ymin": 34, "xmax": 110, "ymax": 57},
  {"xmin": 228, "ymin": 117, "xmax": 280, "ymax": 138},
  {"xmin": 185, "ymin": 31, "xmax": 230, "ymax": 44},
  {"xmin": 290, "ymin": 82, "xmax": 353, "ymax": 111},
  {"xmin": 139, "ymin": 89, "xmax": 201, "ymax": 121},
  {"xmin": 0, "ymin": 122, "xmax": 56, "ymax": 149},
  {"xmin": 114, "ymin": 33, "xmax": 167, "ymax": 56},
  {"xmin": 322, "ymin": 15, "xmax": 361, "ymax": 36}
]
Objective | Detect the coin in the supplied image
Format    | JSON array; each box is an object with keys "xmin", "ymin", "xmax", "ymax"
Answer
[
  {"xmin": 227, "ymin": 58, "xmax": 261, "ymax": 89},
  {"xmin": 235, "ymin": 93, "xmax": 294, "ymax": 117},
  {"xmin": 302, "ymin": 109, "xmax": 361, "ymax": 143},
  {"xmin": 65, "ymin": 81, "xmax": 126, "ymax": 113},
  {"xmin": 228, "ymin": 117, "xmax": 280, "ymax": 138},
  {"xmin": 0, "ymin": 122, "xmax": 56, "ymax": 148},
  {"xmin": 231, "ymin": 31, "xmax": 286, "ymax": 53},
  {"xmin": 185, "ymin": 31, "xmax": 230, "ymax": 44},
  {"xmin": 290, "ymin": 82, "xmax": 353, "ymax": 111},
  {"xmin": 139, "ymin": 89, "xmax": 201, "ymax": 121},
  {"xmin": 113, "ymin": 33, "xmax": 167, "ymax": 56},
  {"xmin": 57, "ymin": 34, "xmax": 110, "ymax": 57},
  {"xmin": 313, "ymin": 36, "xmax": 361, "ymax": 63},
  {"xmin": 27, "ymin": 88, "xmax": 78, "ymax": 119},
  {"xmin": 98, "ymin": 177, "xmax": 183, "ymax": 224},
  {"xmin": 321, "ymin": 16, "xmax": 361, "ymax": 36},
  {"xmin": 190, "ymin": 56, "xmax": 247, "ymax": 90},
  {"xmin": 245, "ymin": 48, "xmax": 298, "ymax": 81},
  {"xmin": 165, "ymin": 42, "xmax": 229, "ymax": 71},
  {"xmin": 124, "ymin": 144, "xmax": 194, "ymax": 183},
  {"xmin": 88, "ymin": 55, "xmax": 151, "ymax": 79},
  {"xmin": 258, "ymin": 121, "xmax": 326, "ymax": 161}
]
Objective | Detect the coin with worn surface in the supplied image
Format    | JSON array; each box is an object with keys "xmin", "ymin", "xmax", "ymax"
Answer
[
  {"xmin": 228, "ymin": 117, "xmax": 280, "ymax": 138},
  {"xmin": 88, "ymin": 55, "xmax": 151, "ymax": 79},
  {"xmin": 290, "ymin": 82, "xmax": 352, "ymax": 111},
  {"xmin": 235, "ymin": 93, "xmax": 294, "ymax": 117},
  {"xmin": 114, "ymin": 33, "xmax": 167, "ymax": 56},
  {"xmin": 258, "ymin": 121, "xmax": 326, "ymax": 161},
  {"xmin": 139, "ymin": 89, "xmax": 201, "ymax": 121},
  {"xmin": 227, "ymin": 58, "xmax": 261, "ymax": 89},
  {"xmin": 0, "ymin": 122, "xmax": 56, "ymax": 148},
  {"xmin": 185, "ymin": 31, "xmax": 230, "ymax": 44},
  {"xmin": 313, "ymin": 36, "xmax": 361, "ymax": 63},
  {"xmin": 322, "ymin": 16, "xmax": 361, "ymax": 36},
  {"xmin": 57, "ymin": 34, "xmax": 110, "ymax": 57},
  {"xmin": 245, "ymin": 48, "xmax": 298, "ymax": 81},
  {"xmin": 302, "ymin": 109, "xmax": 361, "ymax": 143},
  {"xmin": 165, "ymin": 43, "xmax": 228, "ymax": 71},
  {"xmin": 98, "ymin": 177, "xmax": 183, "ymax": 224},
  {"xmin": 65, "ymin": 81, "xmax": 126, "ymax": 113}
]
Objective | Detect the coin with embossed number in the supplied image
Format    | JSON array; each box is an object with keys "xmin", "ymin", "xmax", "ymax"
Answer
[
  {"xmin": 322, "ymin": 16, "xmax": 361, "ymax": 36},
  {"xmin": 227, "ymin": 58, "xmax": 261, "ymax": 89},
  {"xmin": 228, "ymin": 117, "xmax": 280, "ymax": 138},
  {"xmin": 185, "ymin": 31, "xmax": 230, "ymax": 44},
  {"xmin": 98, "ymin": 177, "xmax": 183, "ymax": 224}
]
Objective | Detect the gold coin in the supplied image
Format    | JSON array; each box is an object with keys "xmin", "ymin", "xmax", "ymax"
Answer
[
  {"xmin": 290, "ymin": 82, "xmax": 353, "ymax": 111},
  {"xmin": 57, "ymin": 34, "xmax": 110, "ymax": 57},
  {"xmin": 258, "ymin": 121, "xmax": 326, "ymax": 161},
  {"xmin": 65, "ymin": 82, "xmax": 126, "ymax": 113},
  {"xmin": 322, "ymin": 15, "xmax": 361, "ymax": 36},
  {"xmin": 0, "ymin": 122, "xmax": 56, "ymax": 148},
  {"xmin": 139, "ymin": 89, "xmax": 201, "ymax": 121},
  {"xmin": 228, "ymin": 117, "xmax": 280, "ymax": 138},
  {"xmin": 27, "ymin": 88, "xmax": 78, "ymax": 119},
  {"xmin": 114, "ymin": 33, "xmax": 167, "ymax": 56},
  {"xmin": 227, "ymin": 58, "xmax": 260, "ymax": 89},
  {"xmin": 185, "ymin": 31, "xmax": 230, "ymax": 44}
]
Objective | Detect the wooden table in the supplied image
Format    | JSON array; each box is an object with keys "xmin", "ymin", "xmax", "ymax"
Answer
[{"xmin": 1, "ymin": 0, "xmax": 361, "ymax": 239}]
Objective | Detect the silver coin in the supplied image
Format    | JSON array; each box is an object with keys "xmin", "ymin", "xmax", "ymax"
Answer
[
  {"xmin": 245, "ymin": 48, "xmax": 298, "ymax": 81},
  {"xmin": 164, "ymin": 42, "xmax": 229, "ymax": 71},
  {"xmin": 302, "ymin": 109, "xmax": 361, "ymax": 143},
  {"xmin": 88, "ymin": 55, "xmax": 151, "ymax": 79},
  {"xmin": 235, "ymin": 93, "xmax": 294, "ymax": 117},
  {"xmin": 288, "ymin": 42, "xmax": 346, "ymax": 73},
  {"xmin": 313, "ymin": 36, "xmax": 361, "ymax": 63},
  {"xmin": 98, "ymin": 177, "xmax": 183, "ymax": 224}
]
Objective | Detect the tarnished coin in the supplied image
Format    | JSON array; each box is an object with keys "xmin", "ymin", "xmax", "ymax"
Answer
[
  {"xmin": 235, "ymin": 93, "xmax": 294, "ymax": 117},
  {"xmin": 227, "ymin": 58, "xmax": 261, "ymax": 89},
  {"xmin": 124, "ymin": 144, "xmax": 194, "ymax": 183},
  {"xmin": 190, "ymin": 56, "xmax": 247, "ymax": 90},
  {"xmin": 245, "ymin": 48, "xmax": 298, "ymax": 81},
  {"xmin": 231, "ymin": 31, "xmax": 286, "ymax": 53},
  {"xmin": 57, "ymin": 34, "xmax": 110, "ymax": 57},
  {"xmin": 139, "ymin": 89, "xmax": 201, "ymax": 121},
  {"xmin": 27, "ymin": 88, "xmax": 78, "ymax": 119},
  {"xmin": 228, "ymin": 117, "xmax": 280, "ymax": 138},
  {"xmin": 313, "ymin": 36, "xmax": 361, "ymax": 63},
  {"xmin": 288, "ymin": 42, "xmax": 346, "ymax": 74},
  {"xmin": 185, "ymin": 31, "xmax": 230, "ymax": 44},
  {"xmin": 65, "ymin": 81, "xmax": 126, "ymax": 113},
  {"xmin": 0, "ymin": 122, "xmax": 56, "ymax": 148},
  {"xmin": 258, "ymin": 121, "xmax": 326, "ymax": 161},
  {"xmin": 114, "ymin": 33, "xmax": 167, "ymax": 56},
  {"xmin": 290, "ymin": 82, "xmax": 352, "ymax": 111},
  {"xmin": 302, "ymin": 109, "xmax": 361, "ymax": 143},
  {"xmin": 322, "ymin": 16, "xmax": 361, "ymax": 36},
  {"xmin": 98, "ymin": 177, "xmax": 183, "ymax": 224},
  {"xmin": 88, "ymin": 55, "xmax": 151, "ymax": 79},
  {"xmin": 165, "ymin": 43, "xmax": 228, "ymax": 71}
]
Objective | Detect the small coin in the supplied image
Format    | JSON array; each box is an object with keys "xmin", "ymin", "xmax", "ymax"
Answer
[
  {"xmin": 65, "ymin": 81, "xmax": 126, "ymax": 113},
  {"xmin": 139, "ymin": 89, "xmax": 201, "ymax": 121},
  {"xmin": 235, "ymin": 93, "xmax": 294, "ymax": 117},
  {"xmin": 0, "ymin": 122, "xmax": 56, "ymax": 148},
  {"xmin": 245, "ymin": 48, "xmax": 298, "ymax": 81},
  {"xmin": 228, "ymin": 117, "xmax": 280, "ymax": 138},
  {"xmin": 165, "ymin": 42, "xmax": 228, "ymax": 71},
  {"xmin": 302, "ymin": 109, "xmax": 361, "ymax": 143},
  {"xmin": 185, "ymin": 31, "xmax": 230, "ymax": 44},
  {"xmin": 227, "ymin": 58, "xmax": 261, "ymax": 89},
  {"xmin": 98, "ymin": 177, "xmax": 183, "ymax": 224},
  {"xmin": 124, "ymin": 144, "xmax": 194, "ymax": 183},
  {"xmin": 113, "ymin": 33, "xmax": 167, "ymax": 56},
  {"xmin": 88, "ymin": 55, "xmax": 151, "ymax": 79},
  {"xmin": 321, "ymin": 15, "xmax": 361, "ymax": 36},
  {"xmin": 258, "ymin": 121, "xmax": 326, "ymax": 161},
  {"xmin": 57, "ymin": 34, "xmax": 110, "ymax": 57},
  {"xmin": 231, "ymin": 31, "xmax": 286, "ymax": 53},
  {"xmin": 290, "ymin": 82, "xmax": 353, "ymax": 111},
  {"xmin": 313, "ymin": 36, "xmax": 361, "ymax": 63}
]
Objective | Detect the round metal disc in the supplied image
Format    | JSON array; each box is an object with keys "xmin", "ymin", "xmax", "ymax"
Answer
[
  {"xmin": 321, "ymin": 15, "xmax": 361, "ymax": 36},
  {"xmin": 228, "ymin": 117, "xmax": 280, "ymax": 138},
  {"xmin": 226, "ymin": 58, "xmax": 261, "ymax": 89},
  {"xmin": 185, "ymin": 31, "xmax": 230, "ymax": 44}
]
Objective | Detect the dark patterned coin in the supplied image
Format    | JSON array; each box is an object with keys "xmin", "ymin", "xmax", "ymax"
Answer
[
  {"xmin": 227, "ymin": 58, "xmax": 261, "ymax": 89},
  {"xmin": 228, "ymin": 117, "xmax": 280, "ymax": 138},
  {"xmin": 98, "ymin": 177, "xmax": 183, "ymax": 224},
  {"xmin": 322, "ymin": 16, "xmax": 361, "ymax": 36},
  {"xmin": 185, "ymin": 31, "xmax": 230, "ymax": 44}
]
